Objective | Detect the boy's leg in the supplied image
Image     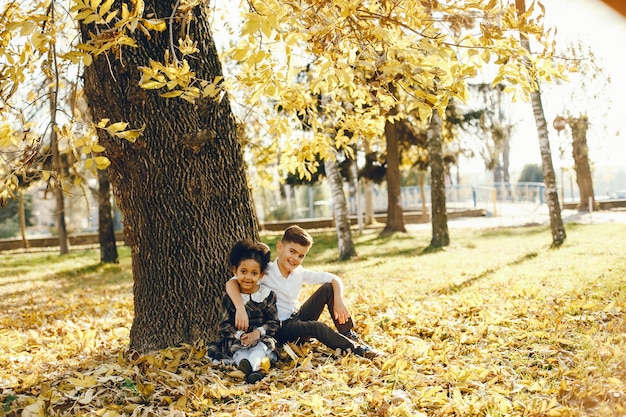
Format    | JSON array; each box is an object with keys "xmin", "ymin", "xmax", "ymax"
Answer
[
  {"xmin": 277, "ymin": 317, "xmax": 358, "ymax": 351},
  {"xmin": 298, "ymin": 283, "xmax": 354, "ymax": 334}
]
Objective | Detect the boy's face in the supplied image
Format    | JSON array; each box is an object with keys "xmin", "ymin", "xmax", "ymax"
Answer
[
  {"xmin": 232, "ymin": 259, "xmax": 265, "ymax": 294},
  {"xmin": 276, "ymin": 240, "xmax": 310, "ymax": 276}
]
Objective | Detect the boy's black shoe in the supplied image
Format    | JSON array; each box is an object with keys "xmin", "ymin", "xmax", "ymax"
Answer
[
  {"xmin": 246, "ymin": 371, "xmax": 265, "ymax": 384},
  {"xmin": 354, "ymin": 345, "xmax": 384, "ymax": 360},
  {"xmin": 342, "ymin": 330, "xmax": 361, "ymax": 343},
  {"xmin": 238, "ymin": 359, "xmax": 252, "ymax": 376}
]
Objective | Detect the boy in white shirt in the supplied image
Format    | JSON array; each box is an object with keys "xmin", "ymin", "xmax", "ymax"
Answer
[{"xmin": 226, "ymin": 225, "xmax": 381, "ymax": 359}]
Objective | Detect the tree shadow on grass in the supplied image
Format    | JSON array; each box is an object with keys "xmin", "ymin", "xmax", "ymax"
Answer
[
  {"xmin": 434, "ymin": 251, "xmax": 539, "ymax": 295},
  {"xmin": 0, "ymin": 260, "xmax": 132, "ymax": 314}
]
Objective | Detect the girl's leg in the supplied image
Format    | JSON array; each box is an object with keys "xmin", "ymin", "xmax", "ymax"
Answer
[{"xmin": 246, "ymin": 343, "xmax": 272, "ymax": 371}]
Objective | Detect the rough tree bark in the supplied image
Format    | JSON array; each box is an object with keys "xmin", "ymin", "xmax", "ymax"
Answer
[
  {"xmin": 81, "ymin": 2, "xmax": 258, "ymax": 352},
  {"xmin": 382, "ymin": 117, "xmax": 407, "ymax": 235},
  {"xmin": 324, "ymin": 152, "xmax": 357, "ymax": 260},
  {"xmin": 568, "ymin": 116, "xmax": 598, "ymax": 211},
  {"xmin": 428, "ymin": 111, "xmax": 449, "ymax": 248}
]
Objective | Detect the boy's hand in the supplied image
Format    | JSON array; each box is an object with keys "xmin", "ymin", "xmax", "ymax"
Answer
[
  {"xmin": 333, "ymin": 300, "xmax": 351, "ymax": 325},
  {"xmin": 235, "ymin": 307, "xmax": 249, "ymax": 331},
  {"xmin": 240, "ymin": 329, "xmax": 261, "ymax": 346}
]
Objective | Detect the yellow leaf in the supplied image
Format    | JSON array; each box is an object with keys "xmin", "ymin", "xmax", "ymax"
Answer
[
  {"xmin": 260, "ymin": 357, "xmax": 271, "ymax": 372},
  {"xmin": 105, "ymin": 10, "xmax": 119, "ymax": 23},
  {"xmin": 141, "ymin": 80, "xmax": 166, "ymax": 90},
  {"xmin": 21, "ymin": 400, "xmax": 45, "ymax": 417},
  {"xmin": 231, "ymin": 47, "xmax": 248, "ymax": 61},
  {"xmin": 99, "ymin": 0, "xmax": 114, "ymax": 15},
  {"xmin": 115, "ymin": 126, "xmax": 144, "ymax": 143},
  {"xmin": 282, "ymin": 343, "xmax": 299, "ymax": 364},
  {"xmin": 142, "ymin": 18, "xmax": 166, "ymax": 32},
  {"xmin": 105, "ymin": 121, "xmax": 128, "ymax": 135},
  {"xmin": 175, "ymin": 395, "xmax": 187, "ymax": 408},
  {"xmin": 67, "ymin": 375, "xmax": 98, "ymax": 388},
  {"xmin": 95, "ymin": 156, "xmax": 111, "ymax": 169},
  {"xmin": 260, "ymin": 19, "xmax": 273, "ymax": 39},
  {"xmin": 160, "ymin": 90, "xmax": 183, "ymax": 98}
]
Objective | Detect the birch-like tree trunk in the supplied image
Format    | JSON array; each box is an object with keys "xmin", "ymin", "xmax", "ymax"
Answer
[
  {"xmin": 49, "ymin": 92, "xmax": 69, "ymax": 256},
  {"xmin": 324, "ymin": 152, "xmax": 357, "ymax": 260},
  {"xmin": 516, "ymin": 0, "xmax": 566, "ymax": 246}
]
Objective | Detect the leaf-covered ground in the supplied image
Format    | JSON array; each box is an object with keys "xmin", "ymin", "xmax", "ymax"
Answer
[{"xmin": 1, "ymin": 222, "xmax": 625, "ymax": 416}]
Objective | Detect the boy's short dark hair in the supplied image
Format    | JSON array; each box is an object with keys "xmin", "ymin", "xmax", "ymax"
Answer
[
  {"xmin": 281, "ymin": 225, "xmax": 313, "ymax": 247},
  {"xmin": 229, "ymin": 239, "xmax": 271, "ymax": 272}
]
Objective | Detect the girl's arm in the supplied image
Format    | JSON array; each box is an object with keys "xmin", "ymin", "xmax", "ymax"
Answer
[{"xmin": 225, "ymin": 278, "xmax": 249, "ymax": 331}]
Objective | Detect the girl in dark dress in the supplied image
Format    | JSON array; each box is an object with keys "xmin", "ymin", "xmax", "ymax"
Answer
[{"xmin": 208, "ymin": 240, "xmax": 280, "ymax": 383}]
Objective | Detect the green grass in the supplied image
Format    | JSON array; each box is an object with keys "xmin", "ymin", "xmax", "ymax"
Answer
[{"xmin": 1, "ymin": 223, "xmax": 625, "ymax": 416}]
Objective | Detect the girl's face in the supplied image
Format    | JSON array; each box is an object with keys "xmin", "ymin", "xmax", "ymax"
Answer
[{"xmin": 232, "ymin": 259, "xmax": 265, "ymax": 294}]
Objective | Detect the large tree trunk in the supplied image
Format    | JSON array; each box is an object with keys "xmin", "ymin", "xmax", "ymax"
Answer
[
  {"xmin": 516, "ymin": 0, "xmax": 566, "ymax": 246},
  {"xmin": 324, "ymin": 153, "xmax": 357, "ymax": 260},
  {"xmin": 382, "ymin": 118, "xmax": 406, "ymax": 235},
  {"xmin": 81, "ymin": 3, "xmax": 258, "ymax": 352},
  {"xmin": 568, "ymin": 116, "xmax": 598, "ymax": 211},
  {"xmin": 97, "ymin": 167, "xmax": 118, "ymax": 264},
  {"xmin": 428, "ymin": 111, "xmax": 449, "ymax": 248}
]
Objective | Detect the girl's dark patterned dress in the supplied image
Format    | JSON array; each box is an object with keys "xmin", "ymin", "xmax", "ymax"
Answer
[{"xmin": 208, "ymin": 285, "xmax": 280, "ymax": 360}]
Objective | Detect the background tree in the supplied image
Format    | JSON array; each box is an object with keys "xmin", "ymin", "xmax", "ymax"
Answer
[
  {"xmin": 518, "ymin": 163, "xmax": 544, "ymax": 183},
  {"xmin": 427, "ymin": 111, "xmax": 449, "ymax": 248},
  {"xmin": 550, "ymin": 43, "xmax": 613, "ymax": 212},
  {"xmin": 461, "ymin": 84, "xmax": 515, "ymax": 186},
  {"xmin": 0, "ymin": 193, "xmax": 32, "ymax": 239},
  {"xmin": 567, "ymin": 115, "xmax": 597, "ymax": 211},
  {"xmin": 382, "ymin": 101, "xmax": 407, "ymax": 235},
  {"xmin": 325, "ymin": 151, "xmax": 357, "ymax": 260},
  {"xmin": 515, "ymin": 0, "xmax": 566, "ymax": 246}
]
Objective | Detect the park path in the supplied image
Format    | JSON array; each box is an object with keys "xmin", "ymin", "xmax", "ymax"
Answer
[{"xmin": 408, "ymin": 202, "xmax": 626, "ymax": 231}]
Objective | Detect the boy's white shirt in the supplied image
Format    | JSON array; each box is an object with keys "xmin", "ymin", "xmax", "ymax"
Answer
[{"xmin": 231, "ymin": 261, "xmax": 336, "ymax": 321}]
